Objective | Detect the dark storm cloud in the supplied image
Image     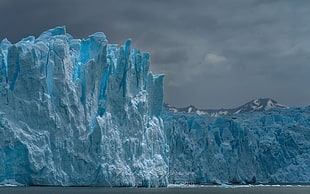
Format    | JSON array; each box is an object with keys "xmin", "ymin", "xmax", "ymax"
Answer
[{"xmin": 1, "ymin": 0, "xmax": 309, "ymax": 108}]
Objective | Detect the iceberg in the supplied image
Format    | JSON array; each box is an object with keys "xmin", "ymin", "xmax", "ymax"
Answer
[{"xmin": 0, "ymin": 27, "xmax": 167, "ymax": 186}]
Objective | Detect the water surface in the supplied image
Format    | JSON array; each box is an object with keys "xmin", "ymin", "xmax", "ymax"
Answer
[{"xmin": 1, "ymin": 185, "xmax": 310, "ymax": 194}]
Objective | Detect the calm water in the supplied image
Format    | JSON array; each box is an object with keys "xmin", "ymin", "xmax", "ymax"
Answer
[{"xmin": 1, "ymin": 185, "xmax": 310, "ymax": 194}]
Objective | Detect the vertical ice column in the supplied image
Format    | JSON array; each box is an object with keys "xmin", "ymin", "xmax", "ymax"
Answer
[
  {"xmin": 147, "ymin": 73, "xmax": 164, "ymax": 116},
  {"xmin": 0, "ymin": 38, "xmax": 11, "ymax": 78},
  {"xmin": 0, "ymin": 39, "xmax": 11, "ymax": 104},
  {"xmin": 88, "ymin": 32, "xmax": 108, "ymax": 69},
  {"xmin": 7, "ymin": 45, "xmax": 20, "ymax": 91},
  {"xmin": 79, "ymin": 32, "xmax": 108, "ymax": 130},
  {"xmin": 0, "ymin": 48, "xmax": 8, "ymax": 103},
  {"xmin": 70, "ymin": 39, "xmax": 81, "ymax": 83},
  {"xmin": 89, "ymin": 32, "xmax": 109, "ymax": 118},
  {"xmin": 0, "ymin": 49, "xmax": 4, "ymax": 82},
  {"xmin": 12, "ymin": 36, "xmax": 44, "ymax": 101},
  {"xmin": 104, "ymin": 40, "xmax": 131, "ymax": 123},
  {"xmin": 141, "ymin": 53, "xmax": 150, "ymax": 89}
]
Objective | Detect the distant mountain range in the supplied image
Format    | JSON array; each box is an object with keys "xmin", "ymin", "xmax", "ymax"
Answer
[{"xmin": 164, "ymin": 98, "xmax": 289, "ymax": 117}]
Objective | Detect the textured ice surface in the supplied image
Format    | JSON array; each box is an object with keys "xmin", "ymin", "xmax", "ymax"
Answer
[
  {"xmin": 1, "ymin": 27, "xmax": 309, "ymax": 187},
  {"xmin": 163, "ymin": 106, "xmax": 310, "ymax": 184},
  {"xmin": 0, "ymin": 27, "xmax": 167, "ymax": 186}
]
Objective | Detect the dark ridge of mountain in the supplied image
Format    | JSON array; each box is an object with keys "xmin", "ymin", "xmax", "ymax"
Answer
[{"xmin": 164, "ymin": 98, "xmax": 289, "ymax": 116}]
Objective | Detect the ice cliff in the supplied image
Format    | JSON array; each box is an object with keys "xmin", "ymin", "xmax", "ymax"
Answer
[
  {"xmin": 0, "ymin": 27, "xmax": 309, "ymax": 187},
  {"xmin": 163, "ymin": 106, "xmax": 310, "ymax": 184},
  {"xmin": 0, "ymin": 27, "xmax": 167, "ymax": 186}
]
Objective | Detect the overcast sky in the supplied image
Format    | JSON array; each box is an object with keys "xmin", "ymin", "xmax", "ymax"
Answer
[{"xmin": 1, "ymin": 0, "xmax": 310, "ymax": 108}]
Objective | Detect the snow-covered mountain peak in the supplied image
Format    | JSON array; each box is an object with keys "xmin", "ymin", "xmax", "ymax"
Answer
[
  {"xmin": 165, "ymin": 98, "xmax": 289, "ymax": 116},
  {"xmin": 234, "ymin": 98, "xmax": 289, "ymax": 113}
]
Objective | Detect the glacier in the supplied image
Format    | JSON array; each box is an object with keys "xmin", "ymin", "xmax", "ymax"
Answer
[
  {"xmin": 0, "ymin": 27, "xmax": 310, "ymax": 187},
  {"xmin": 163, "ymin": 106, "xmax": 310, "ymax": 184},
  {"xmin": 0, "ymin": 27, "xmax": 167, "ymax": 186}
]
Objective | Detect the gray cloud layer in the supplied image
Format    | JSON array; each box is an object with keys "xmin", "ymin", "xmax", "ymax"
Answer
[{"xmin": 1, "ymin": 0, "xmax": 309, "ymax": 108}]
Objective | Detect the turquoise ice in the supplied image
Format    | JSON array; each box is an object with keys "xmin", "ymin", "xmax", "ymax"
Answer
[
  {"xmin": 0, "ymin": 27, "xmax": 167, "ymax": 186},
  {"xmin": 0, "ymin": 27, "xmax": 309, "ymax": 187},
  {"xmin": 163, "ymin": 106, "xmax": 310, "ymax": 184}
]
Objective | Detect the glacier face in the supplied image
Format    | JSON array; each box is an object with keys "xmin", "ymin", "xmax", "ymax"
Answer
[
  {"xmin": 163, "ymin": 106, "xmax": 310, "ymax": 184},
  {"xmin": 0, "ymin": 27, "xmax": 167, "ymax": 186},
  {"xmin": 1, "ymin": 27, "xmax": 310, "ymax": 187}
]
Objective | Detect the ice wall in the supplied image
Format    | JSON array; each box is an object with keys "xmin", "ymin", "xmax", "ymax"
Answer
[
  {"xmin": 1, "ymin": 26, "xmax": 309, "ymax": 187},
  {"xmin": 163, "ymin": 107, "xmax": 310, "ymax": 184},
  {"xmin": 0, "ymin": 27, "xmax": 167, "ymax": 186}
]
